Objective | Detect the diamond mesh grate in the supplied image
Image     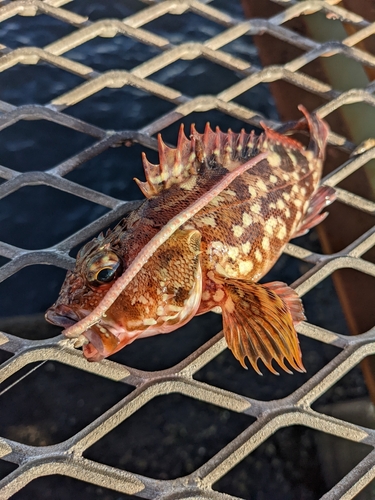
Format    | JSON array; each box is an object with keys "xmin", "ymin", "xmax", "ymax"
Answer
[{"xmin": 0, "ymin": 0, "xmax": 375, "ymax": 498}]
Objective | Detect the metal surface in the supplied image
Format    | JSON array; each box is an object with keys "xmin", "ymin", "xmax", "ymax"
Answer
[{"xmin": 0, "ymin": 0, "xmax": 374, "ymax": 498}]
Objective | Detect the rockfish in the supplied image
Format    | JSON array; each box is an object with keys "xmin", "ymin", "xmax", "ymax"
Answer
[{"xmin": 46, "ymin": 106, "xmax": 335, "ymax": 374}]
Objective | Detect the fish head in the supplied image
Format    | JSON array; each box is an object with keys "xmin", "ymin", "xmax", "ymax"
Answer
[{"xmin": 46, "ymin": 227, "xmax": 203, "ymax": 361}]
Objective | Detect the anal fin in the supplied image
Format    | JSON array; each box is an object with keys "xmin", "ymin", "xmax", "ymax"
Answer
[
  {"xmin": 219, "ymin": 279, "xmax": 306, "ymax": 375},
  {"xmin": 293, "ymin": 185, "xmax": 336, "ymax": 238}
]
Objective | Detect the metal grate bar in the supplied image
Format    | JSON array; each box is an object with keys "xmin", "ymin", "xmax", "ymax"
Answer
[{"xmin": 0, "ymin": 0, "xmax": 374, "ymax": 498}]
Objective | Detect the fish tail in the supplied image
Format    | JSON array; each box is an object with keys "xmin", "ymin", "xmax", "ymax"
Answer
[{"xmin": 298, "ymin": 105, "xmax": 330, "ymax": 162}]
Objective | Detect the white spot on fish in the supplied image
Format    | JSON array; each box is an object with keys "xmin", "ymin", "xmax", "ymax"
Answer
[
  {"xmin": 256, "ymin": 179, "xmax": 267, "ymax": 191},
  {"xmin": 288, "ymin": 152, "xmax": 297, "ymax": 167},
  {"xmin": 268, "ymin": 152, "xmax": 281, "ymax": 168},
  {"xmin": 239, "ymin": 260, "xmax": 254, "ymax": 274},
  {"xmin": 242, "ymin": 212, "xmax": 252, "ymax": 227},
  {"xmin": 264, "ymin": 217, "xmax": 278, "ymax": 235},
  {"xmin": 228, "ymin": 246, "xmax": 239, "ymax": 260},
  {"xmin": 180, "ymin": 176, "xmax": 197, "ymax": 191},
  {"xmin": 224, "ymin": 263, "xmax": 238, "ymax": 278},
  {"xmin": 242, "ymin": 241, "xmax": 251, "ymax": 254},
  {"xmin": 305, "ymin": 151, "xmax": 314, "ymax": 161},
  {"xmin": 277, "ymin": 225, "xmax": 287, "ymax": 239},
  {"xmin": 250, "ymin": 202, "xmax": 261, "ymax": 214},
  {"xmin": 276, "ymin": 199, "xmax": 285, "ymax": 210},
  {"xmin": 212, "ymin": 241, "xmax": 224, "ymax": 251},
  {"xmin": 232, "ymin": 225, "xmax": 244, "ymax": 238},
  {"xmin": 215, "ymin": 263, "xmax": 227, "ymax": 276},
  {"xmin": 209, "ymin": 195, "xmax": 225, "ymax": 207},
  {"xmin": 262, "ymin": 236, "xmax": 270, "ymax": 251},
  {"xmin": 138, "ymin": 295, "xmax": 148, "ymax": 305},
  {"xmin": 200, "ymin": 215, "xmax": 216, "ymax": 227},
  {"xmin": 255, "ymin": 248, "xmax": 263, "ymax": 262},
  {"xmin": 292, "ymin": 171, "xmax": 300, "ymax": 181},
  {"xmin": 143, "ymin": 318, "xmax": 157, "ymax": 326}
]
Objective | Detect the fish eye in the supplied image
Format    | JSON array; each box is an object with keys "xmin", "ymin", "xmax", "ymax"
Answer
[
  {"xmin": 86, "ymin": 250, "xmax": 123, "ymax": 287},
  {"xmin": 96, "ymin": 266, "xmax": 118, "ymax": 284}
]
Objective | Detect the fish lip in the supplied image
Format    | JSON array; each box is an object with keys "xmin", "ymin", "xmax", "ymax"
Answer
[
  {"xmin": 45, "ymin": 305, "xmax": 80, "ymax": 329},
  {"xmin": 46, "ymin": 305, "xmax": 126, "ymax": 360}
]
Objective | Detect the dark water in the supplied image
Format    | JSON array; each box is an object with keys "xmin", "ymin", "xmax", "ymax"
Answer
[{"xmin": 0, "ymin": 2, "xmax": 368, "ymax": 500}]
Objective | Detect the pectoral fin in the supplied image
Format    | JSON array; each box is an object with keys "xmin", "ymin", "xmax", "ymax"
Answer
[
  {"xmin": 293, "ymin": 185, "xmax": 336, "ymax": 238},
  {"xmin": 219, "ymin": 279, "xmax": 306, "ymax": 375}
]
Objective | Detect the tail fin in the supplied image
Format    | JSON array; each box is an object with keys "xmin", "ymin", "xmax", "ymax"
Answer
[
  {"xmin": 275, "ymin": 106, "xmax": 329, "ymax": 162},
  {"xmin": 298, "ymin": 105, "xmax": 329, "ymax": 162}
]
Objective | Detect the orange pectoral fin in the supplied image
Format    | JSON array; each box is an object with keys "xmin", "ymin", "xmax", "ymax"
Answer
[{"xmin": 219, "ymin": 279, "xmax": 306, "ymax": 375}]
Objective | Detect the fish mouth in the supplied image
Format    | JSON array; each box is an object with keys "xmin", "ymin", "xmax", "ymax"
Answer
[
  {"xmin": 45, "ymin": 304, "xmax": 125, "ymax": 362},
  {"xmin": 45, "ymin": 305, "xmax": 81, "ymax": 329}
]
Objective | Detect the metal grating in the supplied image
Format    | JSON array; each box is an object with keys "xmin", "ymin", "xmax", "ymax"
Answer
[{"xmin": 0, "ymin": 0, "xmax": 374, "ymax": 498}]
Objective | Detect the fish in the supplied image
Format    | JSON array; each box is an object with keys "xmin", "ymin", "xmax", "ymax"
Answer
[{"xmin": 45, "ymin": 106, "xmax": 335, "ymax": 374}]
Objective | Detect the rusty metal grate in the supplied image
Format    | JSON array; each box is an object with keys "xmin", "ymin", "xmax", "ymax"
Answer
[{"xmin": 0, "ymin": 0, "xmax": 375, "ymax": 498}]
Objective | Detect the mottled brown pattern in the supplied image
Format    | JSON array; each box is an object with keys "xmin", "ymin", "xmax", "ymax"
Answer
[{"xmin": 46, "ymin": 107, "xmax": 335, "ymax": 373}]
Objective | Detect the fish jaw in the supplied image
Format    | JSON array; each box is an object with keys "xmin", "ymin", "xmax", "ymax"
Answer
[
  {"xmin": 46, "ymin": 255, "xmax": 203, "ymax": 362},
  {"xmin": 45, "ymin": 304, "xmax": 81, "ymax": 329}
]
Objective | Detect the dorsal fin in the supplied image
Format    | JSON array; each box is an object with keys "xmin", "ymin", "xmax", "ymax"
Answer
[
  {"xmin": 133, "ymin": 124, "xmax": 257, "ymax": 198},
  {"xmin": 133, "ymin": 109, "xmax": 328, "ymax": 199}
]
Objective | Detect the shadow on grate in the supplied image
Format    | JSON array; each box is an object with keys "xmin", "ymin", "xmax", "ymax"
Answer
[
  {"xmin": 85, "ymin": 393, "xmax": 254, "ymax": 479},
  {"xmin": 0, "ymin": 461, "xmax": 17, "ymax": 482},
  {"xmin": 194, "ymin": 335, "xmax": 341, "ymax": 402},
  {"xmin": 10, "ymin": 475, "xmax": 141, "ymax": 500},
  {"xmin": 312, "ymin": 360, "xmax": 371, "ymax": 409},
  {"xmin": 213, "ymin": 425, "xmax": 373, "ymax": 500},
  {"xmin": 0, "ymin": 257, "xmax": 9, "ymax": 268},
  {"xmin": 303, "ymin": 269, "xmax": 375, "ymax": 335},
  {"xmin": 0, "ymin": 361, "xmax": 133, "ymax": 446},
  {"xmin": 0, "ymin": 351, "xmax": 12, "ymax": 365},
  {"xmin": 109, "ymin": 312, "xmax": 223, "ymax": 371},
  {"xmin": 0, "ymin": 267, "xmax": 69, "ymax": 318}
]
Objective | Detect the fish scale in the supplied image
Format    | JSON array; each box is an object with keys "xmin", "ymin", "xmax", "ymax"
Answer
[{"xmin": 46, "ymin": 106, "xmax": 336, "ymax": 375}]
